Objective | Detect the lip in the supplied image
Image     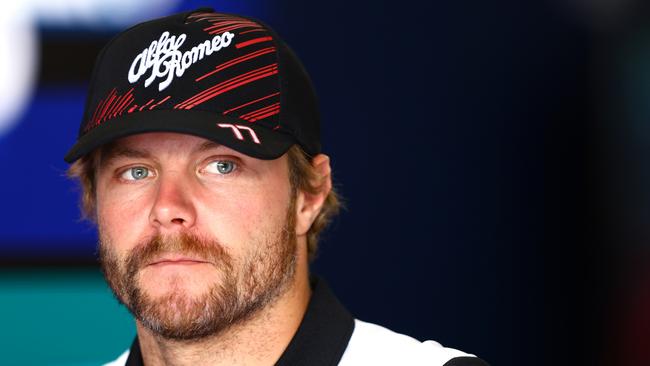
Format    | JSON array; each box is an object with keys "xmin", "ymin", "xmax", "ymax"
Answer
[{"xmin": 147, "ymin": 256, "xmax": 210, "ymax": 266}]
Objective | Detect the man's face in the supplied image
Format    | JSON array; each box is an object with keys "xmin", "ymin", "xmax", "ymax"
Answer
[{"xmin": 95, "ymin": 132, "xmax": 298, "ymax": 340}]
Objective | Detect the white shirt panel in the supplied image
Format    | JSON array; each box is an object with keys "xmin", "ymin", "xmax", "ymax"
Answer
[{"xmin": 338, "ymin": 319, "xmax": 474, "ymax": 366}]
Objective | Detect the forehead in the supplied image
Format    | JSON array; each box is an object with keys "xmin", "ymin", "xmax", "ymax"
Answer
[
  {"xmin": 98, "ymin": 132, "xmax": 254, "ymax": 166},
  {"xmin": 104, "ymin": 132, "xmax": 221, "ymax": 153}
]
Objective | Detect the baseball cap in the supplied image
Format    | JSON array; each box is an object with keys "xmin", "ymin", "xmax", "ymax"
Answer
[{"xmin": 64, "ymin": 8, "xmax": 320, "ymax": 163}]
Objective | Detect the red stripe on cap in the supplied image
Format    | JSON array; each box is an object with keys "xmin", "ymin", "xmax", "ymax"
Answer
[
  {"xmin": 119, "ymin": 92, "xmax": 136, "ymax": 115},
  {"xmin": 183, "ymin": 67, "xmax": 279, "ymax": 109},
  {"xmin": 106, "ymin": 92, "xmax": 125, "ymax": 120},
  {"xmin": 236, "ymin": 37, "xmax": 273, "ymax": 49},
  {"xmin": 128, "ymin": 104, "xmax": 139, "ymax": 113},
  {"xmin": 195, "ymin": 47, "xmax": 276, "ymax": 82},
  {"xmin": 179, "ymin": 66, "xmax": 275, "ymax": 109},
  {"xmin": 176, "ymin": 64, "xmax": 278, "ymax": 109},
  {"xmin": 185, "ymin": 69, "xmax": 278, "ymax": 109},
  {"xmin": 90, "ymin": 94, "xmax": 107, "ymax": 126},
  {"xmin": 248, "ymin": 106, "xmax": 280, "ymax": 121},
  {"xmin": 98, "ymin": 89, "xmax": 117, "ymax": 124},
  {"xmin": 239, "ymin": 29, "xmax": 267, "ymax": 35},
  {"xmin": 112, "ymin": 88, "xmax": 134, "ymax": 117},
  {"xmin": 149, "ymin": 95, "xmax": 171, "ymax": 110},
  {"xmin": 139, "ymin": 99, "xmax": 155, "ymax": 111},
  {"xmin": 204, "ymin": 20, "xmax": 258, "ymax": 32},
  {"xmin": 203, "ymin": 20, "xmax": 242, "ymax": 30},
  {"xmin": 118, "ymin": 96, "xmax": 134, "ymax": 116},
  {"xmin": 86, "ymin": 88, "xmax": 119, "ymax": 132},
  {"xmin": 240, "ymin": 102, "xmax": 280, "ymax": 120},
  {"xmin": 204, "ymin": 20, "xmax": 256, "ymax": 30},
  {"xmin": 106, "ymin": 95, "xmax": 127, "ymax": 119},
  {"xmin": 190, "ymin": 16, "xmax": 218, "ymax": 23},
  {"xmin": 248, "ymin": 107, "xmax": 280, "ymax": 122},
  {"xmin": 196, "ymin": 15, "xmax": 240, "ymax": 22},
  {"xmin": 208, "ymin": 24, "xmax": 263, "ymax": 35},
  {"xmin": 222, "ymin": 92, "xmax": 280, "ymax": 115},
  {"xmin": 108, "ymin": 94, "xmax": 126, "ymax": 118},
  {"xmin": 186, "ymin": 13, "xmax": 222, "ymax": 22}
]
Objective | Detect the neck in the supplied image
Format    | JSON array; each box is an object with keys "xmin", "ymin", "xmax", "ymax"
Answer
[{"xmin": 135, "ymin": 256, "xmax": 311, "ymax": 366}]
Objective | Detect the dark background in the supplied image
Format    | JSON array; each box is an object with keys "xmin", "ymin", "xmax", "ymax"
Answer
[{"xmin": 4, "ymin": 0, "xmax": 650, "ymax": 365}]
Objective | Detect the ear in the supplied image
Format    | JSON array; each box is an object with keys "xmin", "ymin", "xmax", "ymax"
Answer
[{"xmin": 295, "ymin": 154, "xmax": 332, "ymax": 236}]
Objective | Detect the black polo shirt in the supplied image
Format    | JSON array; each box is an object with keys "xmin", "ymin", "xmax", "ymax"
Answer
[{"xmin": 121, "ymin": 276, "xmax": 489, "ymax": 366}]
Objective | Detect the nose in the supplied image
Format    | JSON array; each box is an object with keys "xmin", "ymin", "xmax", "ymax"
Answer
[{"xmin": 149, "ymin": 172, "xmax": 197, "ymax": 231}]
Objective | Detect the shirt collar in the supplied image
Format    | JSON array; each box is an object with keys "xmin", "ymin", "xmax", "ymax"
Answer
[{"xmin": 125, "ymin": 275, "xmax": 355, "ymax": 366}]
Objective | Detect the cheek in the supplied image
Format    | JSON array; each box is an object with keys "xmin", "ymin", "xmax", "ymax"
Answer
[
  {"xmin": 194, "ymin": 180, "xmax": 291, "ymax": 249},
  {"xmin": 96, "ymin": 186, "xmax": 153, "ymax": 252}
]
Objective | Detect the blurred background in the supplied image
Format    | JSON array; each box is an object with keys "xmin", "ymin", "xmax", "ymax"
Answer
[{"xmin": 2, "ymin": 0, "xmax": 650, "ymax": 365}]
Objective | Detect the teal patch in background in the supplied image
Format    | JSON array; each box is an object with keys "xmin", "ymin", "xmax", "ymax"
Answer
[{"xmin": 0, "ymin": 268, "xmax": 135, "ymax": 366}]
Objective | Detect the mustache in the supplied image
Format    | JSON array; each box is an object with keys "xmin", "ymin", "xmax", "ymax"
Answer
[{"xmin": 125, "ymin": 232, "xmax": 233, "ymax": 277}]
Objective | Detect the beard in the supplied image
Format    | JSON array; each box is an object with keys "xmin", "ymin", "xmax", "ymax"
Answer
[{"xmin": 98, "ymin": 197, "xmax": 297, "ymax": 341}]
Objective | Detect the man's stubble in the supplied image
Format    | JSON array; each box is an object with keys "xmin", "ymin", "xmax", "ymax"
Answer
[{"xmin": 98, "ymin": 194, "xmax": 297, "ymax": 341}]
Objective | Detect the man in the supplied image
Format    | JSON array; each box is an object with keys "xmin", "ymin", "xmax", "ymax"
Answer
[{"xmin": 64, "ymin": 8, "xmax": 489, "ymax": 366}]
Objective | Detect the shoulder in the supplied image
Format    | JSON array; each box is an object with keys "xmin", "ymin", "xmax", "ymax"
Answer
[{"xmin": 338, "ymin": 319, "xmax": 489, "ymax": 366}]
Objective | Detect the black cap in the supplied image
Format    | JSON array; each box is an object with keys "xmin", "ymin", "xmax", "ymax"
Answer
[{"xmin": 64, "ymin": 8, "xmax": 320, "ymax": 163}]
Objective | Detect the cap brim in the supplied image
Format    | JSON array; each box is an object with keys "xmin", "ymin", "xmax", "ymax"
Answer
[{"xmin": 64, "ymin": 109, "xmax": 295, "ymax": 163}]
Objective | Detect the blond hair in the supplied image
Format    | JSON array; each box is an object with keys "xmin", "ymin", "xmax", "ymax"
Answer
[{"xmin": 67, "ymin": 144, "xmax": 341, "ymax": 261}]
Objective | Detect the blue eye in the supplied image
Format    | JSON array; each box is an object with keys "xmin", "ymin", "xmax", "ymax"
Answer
[
  {"xmin": 121, "ymin": 167, "xmax": 150, "ymax": 180},
  {"xmin": 205, "ymin": 160, "xmax": 236, "ymax": 175}
]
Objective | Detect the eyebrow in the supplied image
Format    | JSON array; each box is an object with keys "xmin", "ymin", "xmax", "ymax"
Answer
[
  {"xmin": 195, "ymin": 140, "xmax": 222, "ymax": 153},
  {"xmin": 100, "ymin": 146, "xmax": 152, "ymax": 168},
  {"xmin": 100, "ymin": 140, "xmax": 223, "ymax": 167}
]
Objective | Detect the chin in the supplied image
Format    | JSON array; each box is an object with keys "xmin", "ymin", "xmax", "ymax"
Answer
[{"xmin": 139, "ymin": 270, "xmax": 216, "ymax": 300}]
